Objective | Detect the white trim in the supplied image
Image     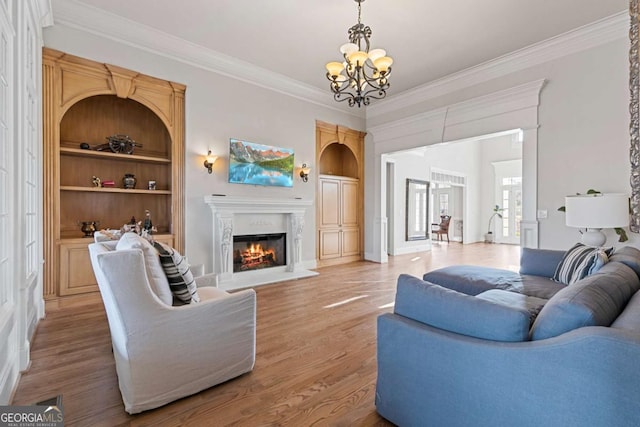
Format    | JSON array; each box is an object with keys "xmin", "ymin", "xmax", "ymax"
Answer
[
  {"xmin": 51, "ymin": 0, "xmax": 624, "ymax": 118},
  {"xmin": 35, "ymin": 0, "xmax": 53, "ymax": 27},
  {"xmin": 368, "ymin": 79, "xmax": 546, "ymax": 143},
  {"xmin": 367, "ymin": 12, "xmax": 627, "ymax": 118},
  {"xmin": 367, "ymin": 80, "xmax": 545, "ymax": 262},
  {"xmin": 51, "ymin": 0, "xmax": 360, "ymax": 117}
]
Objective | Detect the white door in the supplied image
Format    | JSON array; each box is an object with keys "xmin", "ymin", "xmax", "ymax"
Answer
[{"xmin": 499, "ymin": 177, "xmax": 522, "ymax": 244}]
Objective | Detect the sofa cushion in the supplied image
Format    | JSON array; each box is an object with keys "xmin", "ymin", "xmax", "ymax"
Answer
[
  {"xmin": 611, "ymin": 290, "xmax": 640, "ymax": 331},
  {"xmin": 422, "ymin": 266, "xmax": 520, "ymax": 296},
  {"xmin": 395, "ymin": 274, "xmax": 532, "ymax": 342},
  {"xmin": 519, "ymin": 248, "xmax": 565, "ymax": 278},
  {"xmin": 531, "ymin": 262, "xmax": 640, "ymax": 340},
  {"xmin": 510, "ymin": 275, "xmax": 565, "ymax": 299},
  {"xmin": 609, "ymin": 246, "xmax": 640, "ymax": 278},
  {"xmin": 116, "ymin": 232, "xmax": 173, "ymax": 305},
  {"xmin": 552, "ymin": 243, "xmax": 609, "ymax": 285},
  {"xmin": 475, "ymin": 289, "xmax": 548, "ymax": 324},
  {"xmin": 154, "ymin": 242, "xmax": 200, "ymax": 304}
]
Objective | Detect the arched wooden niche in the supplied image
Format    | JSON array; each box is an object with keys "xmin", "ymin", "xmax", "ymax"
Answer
[
  {"xmin": 316, "ymin": 120, "xmax": 365, "ymax": 180},
  {"xmin": 43, "ymin": 48, "xmax": 185, "ymax": 299},
  {"xmin": 315, "ymin": 121, "xmax": 365, "ymax": 265}
]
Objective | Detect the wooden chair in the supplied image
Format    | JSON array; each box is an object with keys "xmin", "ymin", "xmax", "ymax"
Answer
[{"xmin": 431, "ymin": 215, "xmax": 452, "ymax": 243}]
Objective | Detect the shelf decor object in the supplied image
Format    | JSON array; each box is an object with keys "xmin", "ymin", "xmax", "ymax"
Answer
[
  {"xmin": 79, "ymin": 221, "xmax": 99, "ymax": 238},
  {"xmin": 43, "ymin": 48, "xmax": 185, "ymax": 299},
  {"xmin": 123, "ymin": 173, "xmax": 137, "ymax": 189},
  {"xmin": 325, "ymin": 0, "xmax": 393, "ymax": 107},
  {"xmin": 95, "ymin": 134, "xmax": 142, "ymax": 154}
]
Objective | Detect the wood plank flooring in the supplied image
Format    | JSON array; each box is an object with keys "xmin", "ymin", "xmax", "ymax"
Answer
[{"xmin": 12, "ymin": 242, "xmax": 520, "ymax": 426}]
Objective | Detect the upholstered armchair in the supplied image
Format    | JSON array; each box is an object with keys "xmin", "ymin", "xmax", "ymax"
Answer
[{"xmin": 89, "ymin": 241, "xmax": 256, "ymax": 414}]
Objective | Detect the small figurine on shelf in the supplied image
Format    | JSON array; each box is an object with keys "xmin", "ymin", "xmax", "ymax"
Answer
[
  {"xmin": 143, "ymin": 209, "xmax": 153, "ymax": 234},
  {"xmin": 92, "ymin": 176, "xmax": 102, "ymax": 187}
]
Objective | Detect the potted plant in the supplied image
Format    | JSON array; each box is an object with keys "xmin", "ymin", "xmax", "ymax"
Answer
[{"xmin": 485, "ymin": 205, "xmax": 504, "ymax": 243}]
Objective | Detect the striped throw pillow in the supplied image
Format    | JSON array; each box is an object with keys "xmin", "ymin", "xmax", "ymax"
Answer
[
  {"xmin": 153, "ymin": 242, "xmax": 200, "ymax": 304},
  {"xmin": 552, "ymin": 243, "xmax": 607, "ymax": 285}
]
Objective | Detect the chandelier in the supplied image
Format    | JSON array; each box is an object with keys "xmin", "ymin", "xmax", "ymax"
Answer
[{"xmin": 325, "ymin": 0, "xmax": 393, "ymax": 108}]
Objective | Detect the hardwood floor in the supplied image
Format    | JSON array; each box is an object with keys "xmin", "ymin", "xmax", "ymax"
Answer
[{"xmin": 13, "ymin": 242, "xmax": 520, "ymax": 426}]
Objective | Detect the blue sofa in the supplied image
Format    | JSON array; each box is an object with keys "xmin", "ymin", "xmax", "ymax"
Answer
[{"xmin": 376, "ymin": 247, "xmax": 640, "ymax": 427}]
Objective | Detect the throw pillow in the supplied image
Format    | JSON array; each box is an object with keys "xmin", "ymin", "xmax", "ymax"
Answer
[
  {"xmin": 588, "ymin": 248, "xmax": 610, "ymax": 275},
  {"xmin": 552, "ymin": 243, "xmax": 612, "ymax": 285},
  {"xmin": 153, "ymin": 242, "xmax": 200, "ymax": 304},
  {"xmin": 116, "ymin": 232, "xmax": 173, "ymax": 305}
]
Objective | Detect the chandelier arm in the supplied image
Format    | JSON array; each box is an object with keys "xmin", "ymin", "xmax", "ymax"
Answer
[{"xmin": 362, "ymin": 87, "xmax": 388, "ymax": 100}]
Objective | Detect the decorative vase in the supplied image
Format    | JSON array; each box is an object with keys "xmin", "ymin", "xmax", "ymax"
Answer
[
  {"xmin": 79, "ymin": 221, "xmax": 99, "ymax": 238},
  {"xmin": 123, "ymin": 173, "xmax": 137, "ymax": 189}
]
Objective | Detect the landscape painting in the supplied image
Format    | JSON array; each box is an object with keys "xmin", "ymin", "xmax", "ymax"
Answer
[{"xmin": 228, "ymin": 138, "xmax": 295, "ymax": 187}]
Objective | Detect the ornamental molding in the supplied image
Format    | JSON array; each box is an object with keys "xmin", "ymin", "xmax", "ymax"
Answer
[
  {"xmin": 367, "ymin": 11, "xmax": 627, "ymax": 119},
  {"xmin": 51, "ymin": 0, "xmax": 625, "ymax": 119}
]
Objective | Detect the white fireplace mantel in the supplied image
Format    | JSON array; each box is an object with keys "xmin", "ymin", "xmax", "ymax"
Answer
[{"xmin": 204, "ymin": 195, "xmax": 318, "ymax": 290}]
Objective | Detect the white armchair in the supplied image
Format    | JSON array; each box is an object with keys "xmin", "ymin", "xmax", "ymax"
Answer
[{"xmin": 88, "ymin": 241, "xmax": 256, "ymax": 414}]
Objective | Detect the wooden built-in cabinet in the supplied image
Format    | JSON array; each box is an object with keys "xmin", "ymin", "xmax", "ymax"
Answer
[
  {"xmin": 318, "ymin": 175, "xmax": 360, "ymax": 260},
  {"xmin": 43, "ymin": 48, "xmax": 185, "ymax": 299},
  {"xmin": 315, "ymin": 121, "xmax": 365, "ymax": 266}
]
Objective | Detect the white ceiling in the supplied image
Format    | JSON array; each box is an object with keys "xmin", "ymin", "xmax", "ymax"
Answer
[{"xmin": 69, "ymin": 0, "xmax": 627, "ymax": 96}]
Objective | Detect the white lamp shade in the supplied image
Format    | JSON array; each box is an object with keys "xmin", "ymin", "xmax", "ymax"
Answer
[
  {"xmin": 340, "ymin": 43, "xmax": 358, "ymax": 55},
  {"xmin": 565, "ymin": 193, "xmax": 629, "ymax": 228},
  {"xmin": 368, "ymin": 48, "xmax": 386, "ymax": 61}
]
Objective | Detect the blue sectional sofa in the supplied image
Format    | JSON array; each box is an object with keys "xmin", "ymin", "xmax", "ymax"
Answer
[{"xmin": 376, "ymin": 247, "xmax": 640, "ymax": 427}]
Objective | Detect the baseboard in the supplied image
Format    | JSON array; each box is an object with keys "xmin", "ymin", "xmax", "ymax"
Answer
[
  {"xmin": 393, "ymin": 244, "xmax": 431, "ymax": 255},
  {"xmin": 301, "ymin": 259, "xmax": 317, "ymax": 270}
]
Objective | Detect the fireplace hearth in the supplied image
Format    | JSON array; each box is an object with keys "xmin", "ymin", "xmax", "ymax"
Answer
[{"xmin": 233, "ymin": 233, "xmax": 286, "ymax": 272}]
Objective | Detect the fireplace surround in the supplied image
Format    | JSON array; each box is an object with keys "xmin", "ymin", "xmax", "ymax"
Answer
[{"xmin": 204, "ymin": 196, "xmax": 318, "ymax": 290}]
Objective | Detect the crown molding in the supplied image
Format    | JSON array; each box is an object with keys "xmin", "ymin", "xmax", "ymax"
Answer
[
  {"xmin": 50, "ymin": 0, "xmax": 362, "ymax": 117},
  {"xmin": 36, "ymin": 0, "xmax": 54, "ymax": 27},
  {"xmin": 50, "ymin": 0, "xmax": 625, "ymax": 121},
  {"xmin": 367, "ymin": 11, "xmax": 628, "ymax": 119},
  {"xmin": 368, "ymin": 79, "xmax": 546, "ymax": 143}
]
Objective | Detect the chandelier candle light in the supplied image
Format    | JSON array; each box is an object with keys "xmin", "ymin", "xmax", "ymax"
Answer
[{"xmin": 325, "ymin": 0, "xmax": 393, "ymax": 107}]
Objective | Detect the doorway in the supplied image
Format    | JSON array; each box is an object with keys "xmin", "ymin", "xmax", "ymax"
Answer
[{"xmin": 492, "ymin": 159, "xmax": 523, "ymax": 244}]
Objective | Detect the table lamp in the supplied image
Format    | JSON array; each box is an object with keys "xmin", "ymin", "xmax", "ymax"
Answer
[{"xmin": 564, "ymin": 193, "xmax": 629, "ymax": 247}]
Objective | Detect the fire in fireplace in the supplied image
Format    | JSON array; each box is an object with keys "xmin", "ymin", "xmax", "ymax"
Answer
[{"xmin": 233, "ymin": 233, "xmax": 286, "ymax": 272}]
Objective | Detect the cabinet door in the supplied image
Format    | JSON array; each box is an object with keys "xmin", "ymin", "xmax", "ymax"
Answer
[
  {"xmin": 341, "ymin": 227, "xmax": 360, "ymax": 257},
  {"xmin": 59, "ymin": 242, "xmax": 98, "ymax": 296},
  {"xmin": 320, "ymin": 178, "xmax": 340, "ymax": 228},
  {"xmin": 319, "ymin": 230, "xmax": 341, "ymax": 259},
  {"xmin": 341, "ymin": 180, "xmax": 358, "ymax": 227}
]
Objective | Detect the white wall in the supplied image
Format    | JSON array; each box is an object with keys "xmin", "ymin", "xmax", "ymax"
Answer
[
  {"xmin": 43, "ymin": 24, "xmax": 365, "ymax": 273},
  {"xmin": 367, "ymin": 36, "xmax": 632, "ymax": 252},
  {"xmin": 385, "ymin": 133, "xmax": 521, "ymax": 254}
]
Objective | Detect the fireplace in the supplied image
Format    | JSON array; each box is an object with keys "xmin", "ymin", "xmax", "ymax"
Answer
[
  {"xmin": 204, "ymin": 195, "xmax": 318, "ymax": 290},
  {"xmin": 233, "ymin": 233, "xmax": 286, "ymax": 272}
]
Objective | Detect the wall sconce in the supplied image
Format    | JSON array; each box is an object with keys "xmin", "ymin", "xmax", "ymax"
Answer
[
  {"xmin": 203, "ymin": 150, "xmax": 218, "ymax": 174},
  {"xmin": 299, "ymin": 163, "xmax": 311, "ymax": 182}
]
